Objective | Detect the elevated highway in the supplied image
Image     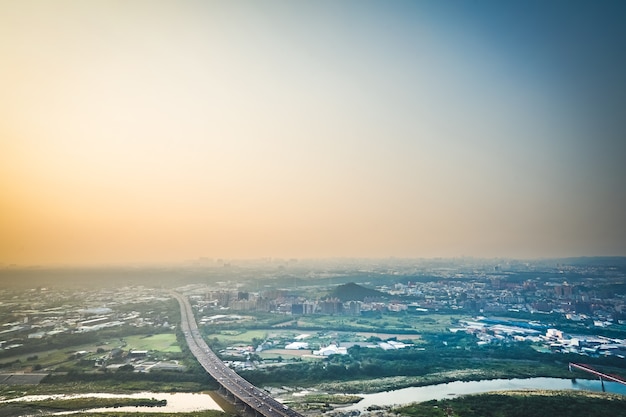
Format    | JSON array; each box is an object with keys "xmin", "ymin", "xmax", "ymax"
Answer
[{"xmin": 172, "ymin": 292, "xmax": 304, "ymax": 417}]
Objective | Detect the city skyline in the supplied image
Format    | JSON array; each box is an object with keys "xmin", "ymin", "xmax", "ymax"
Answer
[{"xmin": 2, "ymin": 1, "xmax": 625, "ymax": 266}]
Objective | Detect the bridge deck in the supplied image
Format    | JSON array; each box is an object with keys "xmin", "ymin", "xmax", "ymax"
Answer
[
  {"xmin": 569, "ymin": 362, "xmax": 626, "ymax": 385},
  {"xmin": 173, "ymin": 292, "xmax": 304, "ymax": 417}
]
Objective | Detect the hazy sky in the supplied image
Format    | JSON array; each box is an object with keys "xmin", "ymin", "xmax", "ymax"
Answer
[{"xmin": 2, "ymin": 0, "xmax": 625, "ymax": 265}]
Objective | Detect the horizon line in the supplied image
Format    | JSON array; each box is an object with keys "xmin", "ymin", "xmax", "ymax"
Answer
[{"xmin": 2, "ymin": 254, "xmax": 626, "ymax": 269}]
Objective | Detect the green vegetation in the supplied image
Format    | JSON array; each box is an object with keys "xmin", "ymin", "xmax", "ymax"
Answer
[
  {"xmin": 0, "ymin": 332, "xmax": 183, "ymax": 374},
  {"xmin": 0, "ymin": 381, "xmax": 211, "ymax": 401},
  {"xmin": 295, "ymin": 393, "xmax": 362, "ymax": 404},
  {"xmin": 329, "ymin": 282, "xmax": 386, "ymax": 301},
  {"xmin": 203, "ymin": 330, "xmax": 268, "ymax": 345},
  {"xmin": 395, "ymin": 391, "xmax": 626, "ymax": 417},
  {"xmin": 239, "ymin": 334, "xmax": 626, "ymax": 390},
  {"xmin": 123, "ymin": 334, "xmax": 181, "ymax": 353},
  {"xmin": 71, "ymin": 412, "xmax": 233, "ymax": 417},
  {"xmin": 275, "ymin": 393, "xmax": 363, "ymax": 413},
  {"xmin": 40, "ymin": 370, "xmax": 216, "ymax": 391},
  {"xmin": 14, "ymin": 396, "xmax": 166, "ymax": 411},
  {"xmin": 201, "ymin": 310, "xmax": 466, "ymax": 335},
  {"xmin": 284, "ymin": 394, "xmax": 362, "ymax": 413},
  {"xmin": 0, "ymin": 409, "xmax": 233, "ymax": 417}
]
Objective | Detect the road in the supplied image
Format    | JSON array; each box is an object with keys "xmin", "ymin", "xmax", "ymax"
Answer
[{"xmin": 172, "ymin": 292, "xmax": 304, "ymax": 417}]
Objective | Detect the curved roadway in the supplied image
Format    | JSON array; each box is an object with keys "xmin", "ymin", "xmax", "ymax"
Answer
[{"xmin": 172, "ymin": 292, "xmax": 304, "ymax": 417}]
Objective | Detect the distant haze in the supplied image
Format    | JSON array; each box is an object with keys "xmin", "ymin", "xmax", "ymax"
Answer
[{"xmin": 1, "ymin": 1, "xmax": 625, "ymax": 266}]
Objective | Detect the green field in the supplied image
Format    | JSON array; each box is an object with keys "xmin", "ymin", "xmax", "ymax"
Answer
[
  {"xmin": 123, "ymin": 334, "xmax": 181, "ymax": 353},
  {"xmin": 294, "ymin": 312, "xmax": 470, "ymax": 333},
  {"xmin": 0, "ymin": 332, "xmax": 181, "ymax": 373},
  {"xmin": 204, "ymin": 329, "xmax": 268, "ymax": 345}
]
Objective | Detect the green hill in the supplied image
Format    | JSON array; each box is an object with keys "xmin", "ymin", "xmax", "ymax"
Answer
[{"xmin": 328, "ymin": 282, "xmax": 386, "ymax": 302}]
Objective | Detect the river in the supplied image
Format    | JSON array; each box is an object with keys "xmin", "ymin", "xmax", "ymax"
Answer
[
  {"xmin": 340, "ymin": 377, "xmax": 626, "ymax": 411},
  {"xmin": 4, "ymin": 378, "xmax": 625, "ymax": 414}
]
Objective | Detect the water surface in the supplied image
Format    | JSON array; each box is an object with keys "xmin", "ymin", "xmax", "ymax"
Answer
[{"xmin": 341, "ymin": 378, "xmax": 626, "ymax": 411}]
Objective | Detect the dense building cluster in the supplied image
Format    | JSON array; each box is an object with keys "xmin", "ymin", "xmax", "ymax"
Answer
[{"xmin": 184, "ymin": 262, "xmax": 625, "ymax": 327}]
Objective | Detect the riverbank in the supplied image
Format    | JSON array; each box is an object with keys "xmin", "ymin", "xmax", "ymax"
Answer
[
  {"xmin": 294, "ymin": 366, "xmax": 573, "ymax": 395},
  {"xmin": 314, "ymin": 368, "xmax": 499, "ymax": 394},
  {"xmin": 0, "ymin": 391, "xmax": 225, "ymax": 416},
  {"xmin": 324, "ymin": 390, "xmax": 626, "ymax": 417},
  {"xmin": 273, "ymin": 376, "xmax": 626, "ymax": 415}
]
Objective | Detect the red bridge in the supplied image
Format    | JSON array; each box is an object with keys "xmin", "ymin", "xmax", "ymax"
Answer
[{"xmin": 569, "ymin": 362, "xmax": 626, "ymax": 390}]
